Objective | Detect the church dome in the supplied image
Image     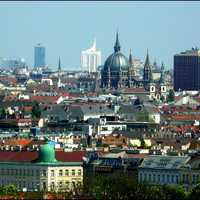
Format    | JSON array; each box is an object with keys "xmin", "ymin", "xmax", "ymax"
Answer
[
  {"xmin": 33, "ymin": 143, "xmax": 57, "ymax": 163},
  {"xmin": 103, "ymin": 32, "xmax": 129, "ymax": 72},
  {"xmin": 104, "ymin": 52, "xmax": 129, "ymax": 72}
]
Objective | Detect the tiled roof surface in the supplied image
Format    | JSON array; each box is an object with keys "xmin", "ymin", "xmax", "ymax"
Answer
[{"xmin": 0, "ymin": 150, "xmax": 86, "ymax": 163}]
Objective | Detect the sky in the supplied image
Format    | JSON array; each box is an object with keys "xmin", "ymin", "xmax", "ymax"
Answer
[{"xmin": 0, "ymin": 1, "xmax": 200, "ymax": 70}]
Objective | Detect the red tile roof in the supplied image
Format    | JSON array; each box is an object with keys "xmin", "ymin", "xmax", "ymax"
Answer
[
  {"xmin": 0, "ymin": 150, "xmax": 86, "ymax": 163},
  {"xmin": 123, "ymin": 88, "xmax": 148, "ymax": 93},
  {"xmin": 31, "ymin": 96, "xmax": 59, "ymax": 104},
  {"xmin": 0, "ymin": 139, "xmax": 32, "ymax": 147}
]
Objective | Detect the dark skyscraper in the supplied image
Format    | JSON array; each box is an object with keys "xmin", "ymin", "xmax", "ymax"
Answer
[
  {"xmin": 174, "ymin": 48, "xmax": 200, "ymax": 91},
  {"xmin": 34, "ymin": 43, "xmax": 45, "ymax": 68}
]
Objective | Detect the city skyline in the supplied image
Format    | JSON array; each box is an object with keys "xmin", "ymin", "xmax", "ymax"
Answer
[{"xmin": 0, "ymin": 2, "xmax": 200, "ymax": 69}]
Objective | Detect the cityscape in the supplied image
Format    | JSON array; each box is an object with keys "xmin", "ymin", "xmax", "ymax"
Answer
[{"xmin": 1, "ymin": 1, "xmax": 200, "ymax": 200}]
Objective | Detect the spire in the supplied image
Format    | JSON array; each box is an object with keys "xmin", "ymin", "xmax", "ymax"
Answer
[
  {"xmin": 144, "ymin": 49, "xmax": 150, "ymax": 68},
  {"xmin": 58, "ymin": 56, "xmax": 61, "ymax": 72},
  {"xmin": 143, "ymin": 49, "xmax": 152, "ymax": 82},
  {"xmin": 159, "ymin": 62, "xmax": 165, "ymax": 84},
  {"xmin": 161, "ymin": 62, "xmax": 165, "ymax": 71},
  {"xmin": 114, "ymin": 31, "xmax": 121, "ymax": 52},
  {"xmin": 129, "ymin": 48, "xmax": 133, "ymax": 65}
]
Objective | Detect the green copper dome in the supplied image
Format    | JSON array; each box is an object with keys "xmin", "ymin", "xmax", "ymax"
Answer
[{"xmin": 34, "ymin": 144, "xmax": 57, "ymax": 163}]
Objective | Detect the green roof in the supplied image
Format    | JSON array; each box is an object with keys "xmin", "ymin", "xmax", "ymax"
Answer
[{"xmin": 33, "ymin": 144, "xmax": 57, "ymax": 163}]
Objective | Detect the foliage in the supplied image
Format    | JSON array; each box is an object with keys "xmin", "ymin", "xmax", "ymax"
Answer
[
  {"xmin": 162, "ymin": 185, "xmax": 188, "ymax": 200},
  {"xmin": 167, "ymin": 89, "xmax": 175, "ymax": 103},
  {"xmin": 189, "ymin": 183, "xmax": 200, "ymax": 200},
  {"xmin": 82, "ymin": 175, "xmax": 190, "ymax": 200},
  {"xmin": 31, "ymin": 101, "xmax": 41, "ymax": 118},
  {"xmin": 0, "ymin": 108, "xmax": 6, "ymax": 119},
  {"xmin": 0, "ymin": 184, "xmax": 18, "ymax": 196}
]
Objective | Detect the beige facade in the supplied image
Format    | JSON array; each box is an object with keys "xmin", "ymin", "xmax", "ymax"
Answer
[{"xmin": 0, "ymin": 162, "xmax": 83, "ymax": 192}]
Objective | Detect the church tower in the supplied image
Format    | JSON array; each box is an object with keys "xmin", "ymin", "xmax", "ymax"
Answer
[
  {"xmin": 57, "ymin": 56, "xmax": 62, "ymax": 88},
  {"xmin": 159, "ymin": 62, "xmax": 165, "ymax": 84},
  {"xmin": 143, "ymin": 49, "xmax": 152, "ymax": 82}
]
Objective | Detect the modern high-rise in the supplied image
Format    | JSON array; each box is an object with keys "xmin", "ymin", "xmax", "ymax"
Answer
[
  {"xmin": 34, "ymin": 43, "xmax": 45, "ymax": 68},
  {"xmin": 174, "ymin": 48, "xmax": 200, "ymax": 91},
  {"xmin": 81, "ymin": 39, "xmax": 101, "ymax": 73}
]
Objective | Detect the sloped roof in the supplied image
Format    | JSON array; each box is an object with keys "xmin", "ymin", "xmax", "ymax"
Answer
[
  {"xmin": 139, "ymin": 155, "xmax": 190, "ymax": 170},
  {"xmin": 0, "ymin": 150, "xmax": 86, "ymax": 163}
]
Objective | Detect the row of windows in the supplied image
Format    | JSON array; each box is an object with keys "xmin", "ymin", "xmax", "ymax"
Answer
[
  {"xmin": 139, "ymin": 173, "xmax": 179, "ymax": 184},
  {"xmin": 0, "ymin": 168, "xmax": 40, "ymax": 176},
  {"xmin": 50, "ymin": 169, "xmax": 82, "ymax": 177},
  {"xmin": 50, "ymin": 180, "xmax": 82, "ymax": 191},
  {"xmin": 0, "ymin": 168, "xmax": 82, "ymax": 177},
  {"xmin": 0, "ymin": 180, "xmax": 40, "ymax": 190},
  {"xmin": 140, "ymin": 173, "xmax": 200, "ymax": 185}
]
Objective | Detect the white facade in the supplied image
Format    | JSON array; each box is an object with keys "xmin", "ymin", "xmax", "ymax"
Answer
[{"xmin": 81, "ymin": 39, "xmax": 101, "ymax": 73}]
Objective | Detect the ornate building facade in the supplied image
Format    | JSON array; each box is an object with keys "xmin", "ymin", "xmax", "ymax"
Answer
[{"xmin": 101, "ymin": 33, "xmax": 152, "ymax": 90}]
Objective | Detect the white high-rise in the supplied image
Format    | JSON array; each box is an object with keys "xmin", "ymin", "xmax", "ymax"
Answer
[{"xmin": 81, "ymin": 39, "xmax": 101, "ymax": 73}]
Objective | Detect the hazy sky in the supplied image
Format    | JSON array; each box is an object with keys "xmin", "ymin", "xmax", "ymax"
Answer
[{"xmin": 0, "ymin": 1, "xmax": 200, "ymax": 70}]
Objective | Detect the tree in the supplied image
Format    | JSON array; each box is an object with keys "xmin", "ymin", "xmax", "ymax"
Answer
[
  {"xmin": 189, "ymin": 183, "xmax": 200, "ymax": 200},
  {"xmin": 167, "ymin": 89, "xmax": 175, "ymax": 103},
  {"xmin": 31, "ymin": 101, "xmax": 41, "ymax": 118},
  {"xmin": 162, "ymin": 185, "xmax": 188, "ymax": 200},
  {"xmin": 0, "ymin": 108, "xmax": 6, "ymax": 119}
]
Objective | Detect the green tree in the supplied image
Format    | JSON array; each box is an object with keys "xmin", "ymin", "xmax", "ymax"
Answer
[
  {"xmin": 0, "ymin": 108, "xmax": 6, "ymax": 119},
  {"xmin": 167, "ymin": 89, "xmax": 175, "ymax": 103},
  {"xmin": 31, "ymin": 101, "xmax": 41, "ymax": 118},
  {"xmin": 162, "ymin": 185, "xmax": 188, "ymax": 200},
  {"xmin": 189, "ymin": 183, "xmax": 200, "ymax": 200},
  {"xmin": 0, "ymin": 184, "xmax": 18, "ymax": 196}
]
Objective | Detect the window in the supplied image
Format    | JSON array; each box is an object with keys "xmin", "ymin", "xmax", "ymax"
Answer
[
  {"xmin": 42, "ymin": 170, "xmax": 47, "ymax": 177},
  {"xmin": 197, "ymin": 174, "xmax": 199, "ymax": 183},
  {"xmin": 183, "ymin": 174, "xmax": 185, "ymax": 183},
  {"xmin": 148, "ymin": 174, "xmax": 152, "ymax": 182},
  {"xmin": 43, "ymin": 182, "xmax": 46, "ymax": 190},
  {"xmin": 65, "ymin": 169, "xmax": 69, "ymax": 176},
  {"xmin": 72, "ymin": 170, "xmax": 75, "ymax": 176},
  {"xmin": 171, "ymin": 175, "xmax": 174, "ymax": 183},
  {"xmin": 50, "ymin": 182, "xmax": 55, "ymax": 191},
  {"xmin": 176, "ymin": 175, "xmax": 179, "ymax": 184},
  {"xmin": 153, "ymin": 174, "xmax": 156, "ymax": 182},
  {"xmin": 66, "ymin": 181, "xmax": 70, "ymax": 191},
  {"xmin": 144, "ymin": 173, "xmax": 147, "ymax": 181},
  {"xmin": 36, "ymin": 170, "xmax": 40, "ymax": 176},
  {"xmin": 51, "ymin": 170, "xmax": 54, "ymax": 177},
  {"xmin": 59, "ymin": 181, "xmax": 63, "ymax": 189},
  {"xmin": 166, "ymin": 174, "xmax": 170, "ymax": 183},
  {"xmin": 162, "ymin": 174, "xmax": 165, "ymax": 183},
  {"xmin": 78, "ymin": 169, "xmax": 81, "ymax": 176},
  {"xmin": 158, "ymin": 174, "xmax": 160, "ymax": 182},
  {"xmin": 59, "ymin": 170, "xmax": 63, "ymax": 176},
  {"xmin": 193, "ymin": 174, "xmax": 196, "ymax": 184}
]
